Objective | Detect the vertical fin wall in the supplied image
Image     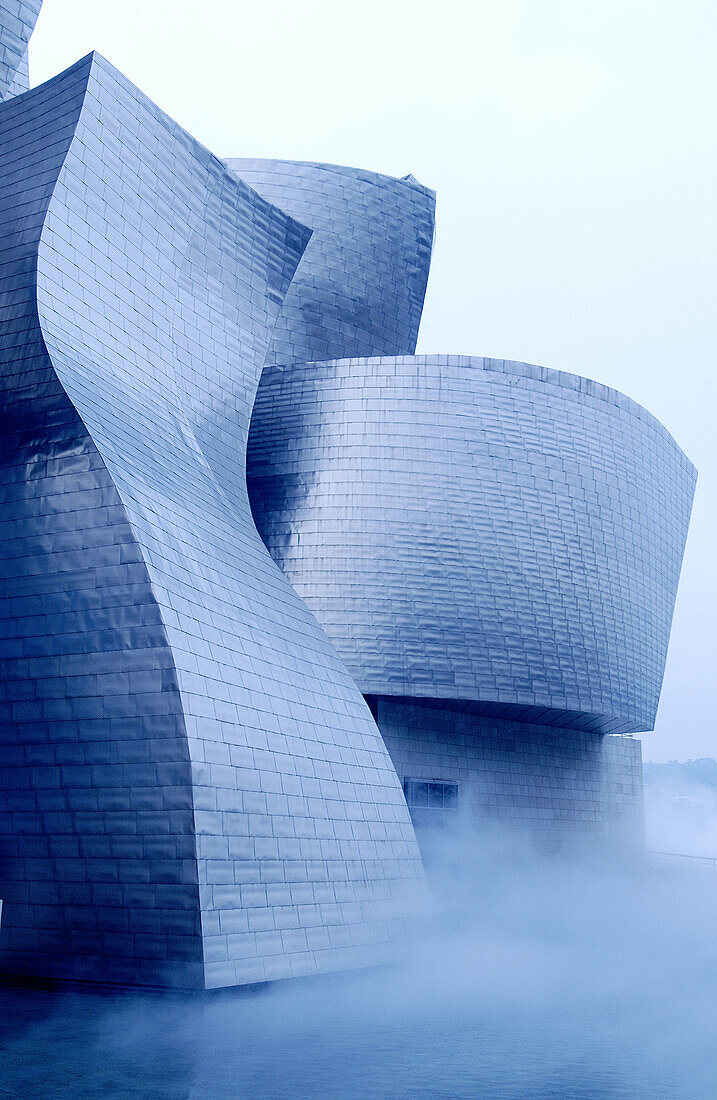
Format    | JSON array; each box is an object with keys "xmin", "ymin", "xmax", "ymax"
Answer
[{"xmin": 0, "ymin": 57, "xmax": 424, "ymax": 988}]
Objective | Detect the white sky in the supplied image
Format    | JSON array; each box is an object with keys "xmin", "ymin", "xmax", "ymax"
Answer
[{"xmin": 29, "ymin": 0, "xmax": 717, "ymax": 762}]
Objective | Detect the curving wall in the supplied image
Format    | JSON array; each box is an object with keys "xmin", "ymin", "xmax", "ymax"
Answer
[
  {"xmin": 225, "ymin": 159, "xmax": 435, "ymax": 366},
  {"xmin": 0, "ymin": 57, "xmax": 423, "ymax": 988},
  {"xmin": 0, "ymin": 0, "xmax": 42, "ymax": 99},
  {"xmin": 248, "ymin": 355, "xmax": 697, "ymax": 736}
]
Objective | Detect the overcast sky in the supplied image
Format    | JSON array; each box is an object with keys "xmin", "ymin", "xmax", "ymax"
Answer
[{"xmin": 29, "ymin": 0, "xmax": 716, "ymax": 762}]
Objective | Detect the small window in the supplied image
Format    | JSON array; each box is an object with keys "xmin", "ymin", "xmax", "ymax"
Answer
[
  {"xmin": 413, "ymin": 781, "xmax": 429, "ymax": 807},
  {"xmin": 403, "ymin": 779, "xmax": 458, "ymax": 825},
  {"xmin": 443, "ymin": 783, "xmax": 458, "ymax": 809},
  {"xmin": 428, "ymin": 782, "xmax": 444, "ymax": 807}
]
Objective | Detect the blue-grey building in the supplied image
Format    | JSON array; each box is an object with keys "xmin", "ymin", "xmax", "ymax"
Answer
[
  {"xmin": 225, "ymin": 159, "xmax": 435, "ymax": 368},
  {"xmin": 0, "ymin": 0, "xmax": 41, "ymax": 100},
  {"xmin": 248, "ymin": 356, "xmax": 695, "ymax": 839},
  {"xmin": 0, "ymin": 4, "xmax": 696, "ymax": 988},
  {"xmin": 0, "ymin": 51, "xmax": 422, "ymax": 989}
]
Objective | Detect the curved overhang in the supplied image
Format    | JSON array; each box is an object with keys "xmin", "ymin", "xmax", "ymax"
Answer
[{"xmin": 248, "ymin": 354, "xmax": 697, "ymax": 736}]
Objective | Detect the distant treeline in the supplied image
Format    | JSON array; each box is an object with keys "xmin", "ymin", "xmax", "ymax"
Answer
[{"xmin": 643, "ymin": 758, "xmax": 717, "ymax": 788}]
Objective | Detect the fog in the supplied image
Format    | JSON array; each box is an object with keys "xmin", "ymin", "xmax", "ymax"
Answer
[
  {"xmin": 644, "ymin": 760, "xmax": 717, "ymax": 860},
  {"xmin": 3, "ymin": 788, "xmax": 717, "ymax": 1099}
]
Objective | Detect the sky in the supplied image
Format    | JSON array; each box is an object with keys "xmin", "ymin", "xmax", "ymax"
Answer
[{"xmin": 28, "ymin": 0, "xmax": 716, "ymax": 763}]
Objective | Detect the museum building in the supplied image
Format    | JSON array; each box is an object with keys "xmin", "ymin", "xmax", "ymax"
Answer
[{"xmin": 0, "ymin": 2, "xmax": 696, "ymax": 987}]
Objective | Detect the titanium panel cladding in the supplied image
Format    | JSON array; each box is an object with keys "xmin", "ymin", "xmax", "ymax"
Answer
[
  {"xmin": 248, "ymin": 355, "xmax": 696, "ymax": 736},
  {"xmin": 0, "ymin": 0, "xmax": 42, "ymax": 99},
  {"xmin": 375, "ymin": 697, "xmax": 644, "ymax": 844},
  {"xmin": 226, "ymin": 159, "xmax": 435, "ymax": 365},
  {"xmin": 0, "ymin": 58, "xmax": 423, "ymax": 989}
]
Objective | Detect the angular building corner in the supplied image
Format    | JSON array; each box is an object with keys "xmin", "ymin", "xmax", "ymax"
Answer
[{"xmin": 0, "ymin": 2, "xmax": 697, "ymax": 989}]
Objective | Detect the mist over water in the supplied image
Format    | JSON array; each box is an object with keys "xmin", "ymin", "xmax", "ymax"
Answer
[
  {"xmin": 3, "ymin": 794, "xmax": 717, "ymax": 1099},
  {"xmin": 644, "ymin": 759, "xmax": 717, "ymax": 859}
]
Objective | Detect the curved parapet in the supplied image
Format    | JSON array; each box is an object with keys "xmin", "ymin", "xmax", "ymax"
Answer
[
  {"xmin": 0, "ymin": 0, "xmax": 42, "ymax": 99},
  {"xmin": 0, "ymin": 57, "xmax": 422, "ymax": 988},
  {"xmin": 225, "ymin": 159, "xmax": 435, "ymax": 365},
  {"xmin": 248, "ymin": 355, "xmax": 696, "ymax": 735}
]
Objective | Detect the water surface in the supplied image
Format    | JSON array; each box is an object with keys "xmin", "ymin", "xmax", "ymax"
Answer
[{"xmin": 2, "ymin": 855, "xmax": 715, "ymax": 1098}]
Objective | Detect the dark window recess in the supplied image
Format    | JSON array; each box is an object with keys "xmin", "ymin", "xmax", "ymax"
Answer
[{"xmin": 403, "ymin": 779, "xmax": 458, "ymax": 825}]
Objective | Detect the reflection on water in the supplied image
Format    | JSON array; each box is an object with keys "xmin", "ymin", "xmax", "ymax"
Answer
[{"xmin": 2, "ymin": 850, "xmax": 716, "ymax": 1099}]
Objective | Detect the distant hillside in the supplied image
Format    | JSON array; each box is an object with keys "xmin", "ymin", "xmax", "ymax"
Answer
[{"xmin": 643, "ymin": 758, "xmax": 717, "ymax": 788}]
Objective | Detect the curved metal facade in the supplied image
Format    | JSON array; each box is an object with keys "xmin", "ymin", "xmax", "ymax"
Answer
[
  {"xmin": 0, "ymin": 0, "xmax": 41, "ymax": 99},
  {"xmin": 248, "ymin": 355, "xmax": 696, "ymax": 735},
  {"xmin": 226, "ymin": 159, "xmax": 435, "ymax": 365},
  {"xmin": 0, "ymin": 57, "xmax": 422, "ymax": 988},
  {"xmin": 0, "ymin": 0, "xmax": 697, "ymax": 987}
]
